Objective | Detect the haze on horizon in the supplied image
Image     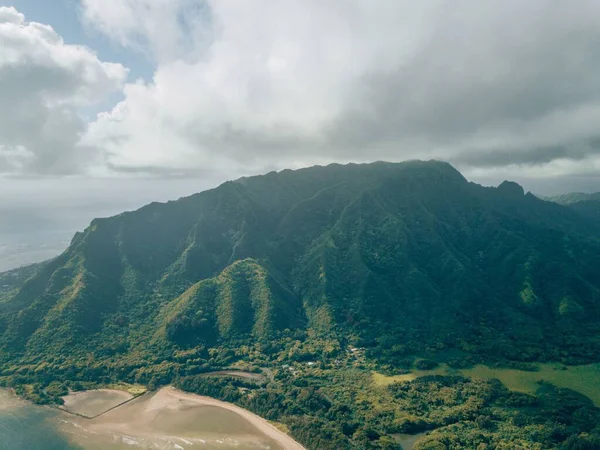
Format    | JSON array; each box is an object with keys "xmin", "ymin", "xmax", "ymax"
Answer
[{"xmin": 1, "ymin": 0, "xmax": 600, "ymax": 270}]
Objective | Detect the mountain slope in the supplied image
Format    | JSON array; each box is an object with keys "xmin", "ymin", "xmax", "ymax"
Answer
[
  {"xmin": 161, "ymin": 258, "xmax": 303, "ymax": 347},
  {"xmin": 548, "ymin": 192, "xmax": 600, "ymax": 226},
  {"xmin": 547, "ymin": 192, "xmax": 600, "ymax": 205},
  {"xmin": 2, "ymin": 160, "xmax": 600, "ymax": 372}
]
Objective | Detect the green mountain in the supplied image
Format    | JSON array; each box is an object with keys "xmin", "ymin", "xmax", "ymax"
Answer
[
  {"xmin": 2, "ymin": 160, "xmax": 600, "ymax": 369},
  {"xmin": 3, "ymin": 160, "xmax": 600, "ymax": 450},
  {"xmin": 547, "ymin": 192, "xmax": 600, "ymax": 226},
  {"xmin": 547, "ymin": 192, "xmax": 600, "ymax": 205}
]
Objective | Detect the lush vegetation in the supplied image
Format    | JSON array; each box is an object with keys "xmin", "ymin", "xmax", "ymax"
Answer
[
  {"xmin": 2, "ymin": 161, "xmax": 600, "ymax": 448},
  {"xmin": 173, "ymin": 353, "xmax": 600, "ymax": 450},
  {"xmin": 0, "ymin": 263, "xmax": 40, "ymax": 302}
]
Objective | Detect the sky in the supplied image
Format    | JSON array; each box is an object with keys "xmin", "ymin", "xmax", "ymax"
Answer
[{"xmin": 1, "ymin": 0, "xmax": 600, "ymax": 270}]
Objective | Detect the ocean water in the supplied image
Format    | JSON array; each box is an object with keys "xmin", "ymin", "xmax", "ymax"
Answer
[
  {"xmin": 0, "ymin": 233, "xmax": 69, "ymax": 272},
  {"xmin": 0, "ymin": 389, "xmax": 285, "ymax": 450},
  {"xmin": 0, "ymin": 391, "xmax": 78, "ymax": 450}
]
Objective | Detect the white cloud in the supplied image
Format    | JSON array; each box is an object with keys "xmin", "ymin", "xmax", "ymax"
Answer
[
  {"xmin": 1, "ymin": 1, "xmax": 598, "ymax": 180},
  {"xmin": 81, "ymin": 0, "xmax": 440, "ymax": 175},
  {"xmin": 77, "ymin": 0, "xmax": 600, "ymax": 181},
  {"xmin": 0, "ymin": 6, "xmax": 127, "ymax": 175},
  {"xmin": 79, "ymin": 0, "xmax": 210, "ymax": 63},
  {"xmin": 0, "ymin": 5, "xmax": 22, "ymax": 24}
]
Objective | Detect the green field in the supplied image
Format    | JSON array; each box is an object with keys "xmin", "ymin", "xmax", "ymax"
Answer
[{"xmin": 374, "ymin": 362, "xmax": 600, "ymax": 405}]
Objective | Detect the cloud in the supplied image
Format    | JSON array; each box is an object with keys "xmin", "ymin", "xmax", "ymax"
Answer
[
  {"xmin": 332, "ymin": 1, "xmax": 600, "ymax": 163},
  {"xmin": 2, "ymin": 1, "xmax": 598, "ymax": 180},
  {"xmin": 76, "ymin": 0, "xmax": 600, "ymax": 181},
  {"xmin": 0, "ymin": 6, "xmax": 127, "ymax": 175},
  {"xmin": 81, "ymin": 0, "xmax": 438, "ymax": 176},
  {"xmin": 79, "ymin": 0, "xmax": 212, "ymax": 63}
]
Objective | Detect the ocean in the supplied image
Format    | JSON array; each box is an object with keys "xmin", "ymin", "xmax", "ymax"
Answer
[{"xmin": 0, "ymin": 390, "xmax": 78, "ymax": 450}]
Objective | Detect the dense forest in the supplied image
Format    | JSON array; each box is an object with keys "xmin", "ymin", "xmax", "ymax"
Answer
[{"xmin": 1, "ymin": 160, "xmax": 600, "ymax": 449}]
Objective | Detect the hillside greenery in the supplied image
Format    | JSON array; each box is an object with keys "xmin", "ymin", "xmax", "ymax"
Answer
[
  {"xmin": 175, "ymin": 364, "xmax": 600, "ymax": 450},
  {"xmin": 547, "ymin": 192, "xmax": 600, "ymax": 227},
  {"xmin": 1, "ymin": 160, "xmax": 600, "ymax": 449}
]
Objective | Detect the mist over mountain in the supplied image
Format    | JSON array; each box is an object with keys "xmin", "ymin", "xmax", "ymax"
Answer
[{"xmin": 547, "ymin": 192, "xmax": 600, "ymax": 227}]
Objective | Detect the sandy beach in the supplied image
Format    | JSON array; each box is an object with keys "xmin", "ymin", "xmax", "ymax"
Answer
[
  {"xmin": 61, "ymin": 389, "xmax": 133, "ymax": 418},
  {"xmin": 161, "ymin": 387, "xmax": 305, "ymax": 450},
  {"xmin": 60, "ymin": 386, "xmax": 306, "ymax": 450}
]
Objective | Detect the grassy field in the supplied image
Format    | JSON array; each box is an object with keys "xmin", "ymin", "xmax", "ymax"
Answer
[
  {"xmin": 106, "ymin": 382, "xmax": 148, "ymax": 397},
  {"xmin": 373, "ymin": 362, "xmax": 600, "ymax": 405}
]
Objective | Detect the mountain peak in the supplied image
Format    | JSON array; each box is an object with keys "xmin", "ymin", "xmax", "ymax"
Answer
[{"xmin": 497, "ymin": 180, "xmax": 525, "ymax": 196}]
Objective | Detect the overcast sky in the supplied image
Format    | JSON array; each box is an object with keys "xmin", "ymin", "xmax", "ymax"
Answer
[{"xmin": 1, "ymin": 0, "xmax": 600, "ymax": 270}]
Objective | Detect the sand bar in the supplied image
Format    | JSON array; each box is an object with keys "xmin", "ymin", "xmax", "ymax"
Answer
[
  {"xmin": 61, "ymin": 389, "xmax": 133, "ymax": 418},
  {"xmin": 161, "ymin": 387, "xmax": 305, "ymax": 450},
  {"xmin": 59, "ymin": 386, "xmax": 306, "ymax": 450}
]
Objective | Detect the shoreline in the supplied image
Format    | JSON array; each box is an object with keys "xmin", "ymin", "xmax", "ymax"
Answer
[
  {"xmin": 63, "ymin": 385, "xmax": 307, "ymax": 450},
  {"xmin": 2, "ymin": 386, "xmax": 307, "ymax": 450},
  {"xmin": 60, "ymin": 388, "xmax": 134, "ymax": 418},
  {"xmin": 160, "ymin": 386, "xmax": 306, "ymax": 450}
]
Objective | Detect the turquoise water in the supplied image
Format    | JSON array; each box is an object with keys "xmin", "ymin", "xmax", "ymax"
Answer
[{"xmin": 0, "ymin": 393, "xmax": 79, "ymax": 450}]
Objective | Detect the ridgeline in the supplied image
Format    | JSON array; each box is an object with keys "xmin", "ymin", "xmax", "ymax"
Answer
[{"xmin": 2, "ymin": 160, "xmax": 600, "ymax": 449}]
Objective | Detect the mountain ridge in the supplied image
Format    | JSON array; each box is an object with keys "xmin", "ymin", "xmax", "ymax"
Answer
[
  {"xmin": 3, "ymin": 160, "xmax": 600, "ymax": 449},
  {"xmin": 2, "ymin": 160, "xmax": 600, "ymax": 369},
  {"xmin": 546, "ymin": 191, "xmax": 600, "ymax": 227}
]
